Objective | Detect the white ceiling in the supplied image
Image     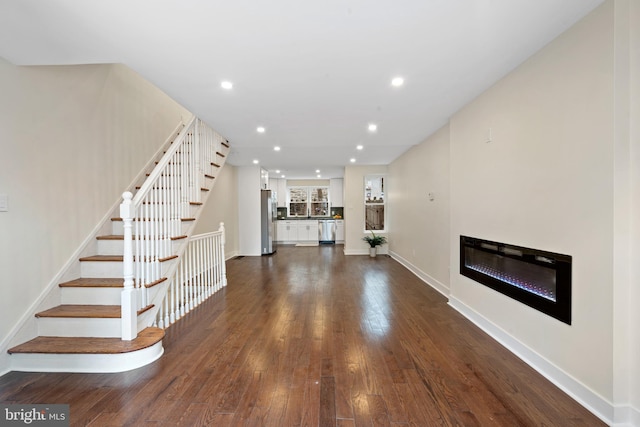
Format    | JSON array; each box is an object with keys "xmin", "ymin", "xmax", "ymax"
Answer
[{"xmin": 0, "ymin": 0, "xmax": 604, "ymax": 179}]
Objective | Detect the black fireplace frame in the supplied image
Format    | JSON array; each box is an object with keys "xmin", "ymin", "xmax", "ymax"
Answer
[{"xmin": 460, "ymin": 236, "xmax": 572, "ymax": 325}]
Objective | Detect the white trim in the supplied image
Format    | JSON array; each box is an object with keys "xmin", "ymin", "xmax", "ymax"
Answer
[
  {"xmin": 448, "ymin": 296, "xmax": 614, "ymax": 426},
  {"xmin": 389, "ymin": 250, "xmax": 450, "ymax": 298},
  {"xmin": 612, "ymin": 403, "xmax": 640, "ymax": 427}
]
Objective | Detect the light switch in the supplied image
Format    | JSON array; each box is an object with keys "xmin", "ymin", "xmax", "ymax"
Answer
[{"xmin": 0, "ymin": 194, "xmax": 7, "ymax": 212}]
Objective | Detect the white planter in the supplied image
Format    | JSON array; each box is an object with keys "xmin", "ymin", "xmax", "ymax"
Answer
[{"xmin": 369, "ymin": 247, "xmax": 377, "ymax": 257}]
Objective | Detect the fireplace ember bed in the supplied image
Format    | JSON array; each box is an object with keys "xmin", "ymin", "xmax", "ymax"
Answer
[{"xmin": 460, "ymin": 236, "xmax": 572, "ymax": 325}]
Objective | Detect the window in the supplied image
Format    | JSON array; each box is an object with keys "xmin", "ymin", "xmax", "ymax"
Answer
[
  {"xmin": 288, "ymin": 187, "xmax": 330, "ymax": 217},
  {"xmin": 364, "ymin": 175, "xmax": 385, "ymax": 231},
  {"xmin": 288, "ymin": 187, "xmax": 308, "ymax": 216}
]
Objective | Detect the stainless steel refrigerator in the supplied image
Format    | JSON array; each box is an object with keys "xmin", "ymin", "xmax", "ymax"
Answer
[{"xmin": 260, "ymin": 190, "xmax": 277, "ymax": 255}]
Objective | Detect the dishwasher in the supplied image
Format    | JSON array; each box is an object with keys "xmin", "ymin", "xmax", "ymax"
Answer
[{"xmin": 318, "ymin": 220, "xmax": 336, "ymax": 244}]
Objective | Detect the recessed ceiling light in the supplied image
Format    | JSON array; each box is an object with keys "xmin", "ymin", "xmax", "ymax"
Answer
[
  {"xmin": 368, "ymin": 123, "xmax": 377, "ymax": 132},
  {"xmin": 315, "ymin": 169, "xmax": 320, "ymax": 173},
  {"xmin": 221, "ymin": 81, "xmax": 233, "ymax": 90},
  {"xmin": 274, "ymin": 146, "xmax": 281, "ymax": 151},
  {"xmin": 356, "ymin": 145, "xmax": 364, "ymax": 150},
  {"xmin": 252, "ymin": 159, "xmax": 259, "ymax": 164},
  {"xmin": 257, "ymin": 126, "xmax": 265, "ymax": 133},
  {"xmin": 275, "ymin": 170, "xmax": 281, "ymax": 174},
  {"xmin": 350, "ymin": 158, "xmax": 356, "ymax": 163},
  {"xmin": 391, "ymin": 77, "xmax": 404, "ymax": 87},
  {"xmin": 317, "ymin": 174, "xmax": 322, "ymax": 178},
  {"xmin": 281, "ymin": 174, "xmax": 286, "ymax": 178}
]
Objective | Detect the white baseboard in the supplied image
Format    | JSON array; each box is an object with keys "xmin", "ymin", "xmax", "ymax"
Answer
[
  {"xmin": 343, "ymin": 248, "xmax": 388, "ymax": 256},
  {"xmin": 612, "ymin": 403, "xmax": 640, "ymax": 427},
  {"xmin": 388, "ymin": 250, "xmax": 449, "ymax": 298},
  {"xmin": 448, "ymin": 296, "xmax": 614, "ymax": 426}
]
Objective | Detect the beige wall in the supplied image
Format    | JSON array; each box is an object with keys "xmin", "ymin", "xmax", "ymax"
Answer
[
  {"xmin": 343, "ymin": 165, "xmax": 388, "ymax": 255},
  {"xmin": 0, "ymin": 60, "xmax": 190, "ymax": 369},
  {"xmin": 387, "ymin": 124, "xmax": 450, "ymax": 295},
  {"xmin": 194, "ymin": 164, "xmax": 239, "ymax": 258},
  {"xmin": 449, "ymin": 0, "xmax": 614, "ymax": 411}
]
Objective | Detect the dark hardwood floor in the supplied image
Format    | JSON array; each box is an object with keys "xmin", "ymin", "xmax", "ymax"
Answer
[{"xmin": 0, "ymin": 245, "xmax": 604, "ymax": 426}]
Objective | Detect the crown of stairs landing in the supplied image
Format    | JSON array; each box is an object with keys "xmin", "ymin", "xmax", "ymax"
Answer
[{"xmin": 7, "ymin": 124, "xmax": 230, "ymax": 373}]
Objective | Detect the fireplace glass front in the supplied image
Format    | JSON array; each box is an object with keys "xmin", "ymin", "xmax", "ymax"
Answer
[{"xmin": 460, "ymin": 236, "xmax": 572, "ymax": 324}]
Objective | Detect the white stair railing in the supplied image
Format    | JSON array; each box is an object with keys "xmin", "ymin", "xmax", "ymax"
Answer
[
  {"xmin": 120, "ymin": 117, "xmax": 227, "ymax": 340},
  {"xmin": 155, "ymin": 224, "xmax": 227, "ymax": 329}
]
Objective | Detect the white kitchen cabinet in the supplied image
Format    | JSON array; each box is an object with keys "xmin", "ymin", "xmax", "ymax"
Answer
[
  {"xmin": 276, "ymin": 220, "xmax": 319, "ymax": 243},
  {"xmin": 335, "ymin": 220, "xmax": 345, "ymax": 243},
  {"xmin": 296, "ymin": 220, "xmax": 319, "ymax": 242},
  {"xmin": 277, "ymin": 179, "xmax": 287, "ymax": 207},
  {"xmin": 277, "ymin": 221, "xmax": 298, "ymax": 242},
  {"xmin": 330, "ymin": 178, "xmax": 344, "ymax": 207}
]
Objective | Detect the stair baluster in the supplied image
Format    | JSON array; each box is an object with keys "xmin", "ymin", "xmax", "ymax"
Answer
[{"xmin": 120, "ymin": 117, "xmax": 229, "ymax": 340}]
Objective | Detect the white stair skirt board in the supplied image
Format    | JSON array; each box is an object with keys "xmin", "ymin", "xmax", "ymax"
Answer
[
  {"xmin": 295, "ymin": 242, "xmax": 319, "ymax": 247},
  {"xmin": 10, "ymin": 342, "xmax": 164, "ymax": 373}
]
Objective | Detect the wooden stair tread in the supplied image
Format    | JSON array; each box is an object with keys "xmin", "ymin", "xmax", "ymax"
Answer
[
  {"xmin": 35, "ymin": 304, "xmax": 155, "ymax": 318},
  {"xmin": 60, "ymin": 277, "xmax": 166, "ymax": 289},
  {"xmin": 8, "ymin": 327, "xmax": 164, "ymax": 355},
  {"xmin": 59, "ymin": 278, "xmax": 123, "ymax": 288},
  {"xmin": 79, "ymin": 255, "xmax": 122, "ymax": 262},
  {"xmin": 36, "ymin": 305, "xmax": 121, "ymax": 318},
  {"xmin": 96, "ymin": 235, "xmax": 123, "ymax": 240},
  {"xmin": 79, "ymin": 254, "xmax": 178, "ymax": 262}
]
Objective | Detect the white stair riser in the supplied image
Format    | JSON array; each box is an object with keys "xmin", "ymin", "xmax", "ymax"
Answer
[
  {"xmin": 97, "ymin": 240, "xmax": 124, "ymax": 255},
  {"xmin": 9, "ymin": 342, "xmax": 164, "ymax": 373},
  {"xmin": 145, "ymin": 188, "xmax": 207, "ymax": 199},
  {"xmin": 37, "ymin": 317, "xmax": 121, "ymax": 338},
  {"xmin": 81, "ymin": 259, "xmax": 177, "ymax": 278},
  {"xmin": 61, "ymin": 287, "xmax": 122, "ymax": 305},
  {"xmin": 111, "ymin": 220, "xmax": 191, "ymax": 236},
  {"xmin": 81, "ymin": 261, "xmax": 122, "ymax": 278},
  {"xmin": 138, "ymin": 204, "xmax": 199, "ymax": 218},
  {"xmin": 97, "ymin": 239, "xmax": 181, "ymax": 257}
]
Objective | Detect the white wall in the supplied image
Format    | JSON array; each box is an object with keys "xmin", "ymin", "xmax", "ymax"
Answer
[
  {"xmin": 619, "ymin": 0, "xmax": 640, "ymax": 422},
  {"xmin": 237, "ymin": 165, "xmax": 262, "ymax": 256},
  {"xmin": 631, "ymin": 0, "xmax": 640, "ymax": 418},
  {"xmin": 193, "ymin": 164, "xmax": 239, "ymax": 258},
  {"xmin": 343, "ymin": 165, "xmax": 388, "ymax": 255},
  {"xmin": 0, "ymin": 60, "xmax": 191, "ymax": 372},
  {"xmin": 388, "ymin": 124, "xmax": 450, "ymax": 296},
  {"xmin": 448, "ymin": 0, "xmax": 614, "ymax": 417}
]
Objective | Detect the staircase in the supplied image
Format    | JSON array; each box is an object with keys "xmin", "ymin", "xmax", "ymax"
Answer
[{"xmin": 7, "ymin": 117, "xmax": 230, "ymax": 373}]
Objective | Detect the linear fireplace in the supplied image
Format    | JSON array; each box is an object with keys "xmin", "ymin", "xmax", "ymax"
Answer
[{"xmin": 460, "ymin": 236, "xmax": 572, "ymax": 324}]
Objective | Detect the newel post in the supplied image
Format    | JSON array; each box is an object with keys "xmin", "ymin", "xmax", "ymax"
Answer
[
  {"xmin": 218, "ymin": 222, "xmax": 227, "ymax": 287},
  {"xmin": 120, "ymin": 192, "xmax": 137, "ymax": 340}
]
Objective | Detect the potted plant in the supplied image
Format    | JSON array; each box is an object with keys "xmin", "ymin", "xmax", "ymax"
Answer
[{"xmin": 362, "ymin": 231, "xmax": 387, "ymax": 257}]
